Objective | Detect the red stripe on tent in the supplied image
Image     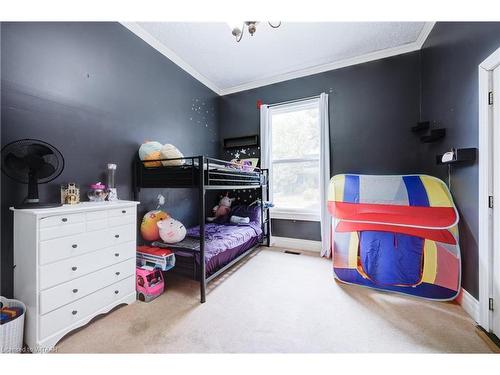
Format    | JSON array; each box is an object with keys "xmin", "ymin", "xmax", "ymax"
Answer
[
  {"xmin": 328, "ymin": 201, "xmax": 457, "ymax": 228},
  {"xmin": 336, "ymin": 221, "xmax": 457, "ymax": 245},
  {"xmin": 434, "ymin": 244, "xmax": 460, "ymax": 291}
]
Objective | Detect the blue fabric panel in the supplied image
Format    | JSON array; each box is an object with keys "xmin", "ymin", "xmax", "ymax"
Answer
[
  {"xmin": 402, "ymin": 176, "xmax": 429, "ymax": 207},
  {"xmin": 343, "ymin": 175, "xmax": 360, "ymax": 203},
  {"xmin": 359, "ymin": 231, "xmax": 424, "ymax": 286},
  {"xmin": 333, "ymin": 268, "xmax": 457, "ymax": 300}
]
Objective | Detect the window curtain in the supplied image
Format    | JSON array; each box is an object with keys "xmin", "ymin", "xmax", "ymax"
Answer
[
  {"xmin": 260, "ymin": 104, "xmax": 271, "ymax": 170},
  {"xmin": 260, "ymin": 104, "xmax": 272, "ymax": 239},
  {"xmin": 319, "ymin": 93, "xmax": 331, "ymax": 257}
]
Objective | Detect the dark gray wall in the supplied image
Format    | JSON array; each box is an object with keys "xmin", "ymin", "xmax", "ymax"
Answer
[
  {"xmin": 219, "ymin": 51, "xmax": 423, "ymax": 239},
  {"xmin": 420, "ymin": 22, "xmax": 500, "ymax": 299},
  {"xmin": 1, "ymin": 22, "xmax": 220, "ymax": 297}
]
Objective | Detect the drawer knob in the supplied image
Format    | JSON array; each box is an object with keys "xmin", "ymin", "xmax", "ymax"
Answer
[
  {"xmin": 61, "ymin": 218, "xmax": 68, "ymax": 222},
  {"xmin": 114, "ymin": 290, "xmax": 119, "ymax": 294},
  {"xmin": 72, "ymin": 244, "xmax": 78, "ymax": 249},
  {"xmin": 72, "ymin": 288, "xmax": 78, "ymax": 293},
  {"xmin": 115, "ymin": 271, "xmax": 120, "ymax": 276},
  {"xmin": 114, "ymin": 234, "xmax": 120, "ymax": 238},
  {"xmin": 121, "ymin": 210, "xmax": 126, "ymax": 214},
  {"xmin": 71, "ymin": 266, "xmax": 78, "ymax": 271},
  {"xmin": 114, "ymin": 253, "xmax": 120, "ymax": 257},
  {"xmin": 72, "ymin": 310, "xmax": 78, "ymax": 315}
]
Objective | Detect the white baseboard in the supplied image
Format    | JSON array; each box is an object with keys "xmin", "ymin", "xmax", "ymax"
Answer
[
  {"xmin": 460, "ymin": 289, "xmax": 480, "ymax": 323},
  {"xmin": 270, "ymin": 236, "xmax": 321, "ymax": 253}
]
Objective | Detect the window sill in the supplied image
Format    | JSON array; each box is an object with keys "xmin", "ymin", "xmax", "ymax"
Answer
[{"xmin": 270, "ymin": 209, "xmax": 320, "ymax": 222}]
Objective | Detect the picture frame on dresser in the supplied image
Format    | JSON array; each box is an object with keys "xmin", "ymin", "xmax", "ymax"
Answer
[{"xmin": 11, "ymin": 200, "xmax": 140, "ymax": 352}]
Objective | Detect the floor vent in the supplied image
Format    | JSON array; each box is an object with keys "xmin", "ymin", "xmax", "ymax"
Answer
[{"xmin": 284, "ymin": 250, "xmax": 301, "ymax": 255}]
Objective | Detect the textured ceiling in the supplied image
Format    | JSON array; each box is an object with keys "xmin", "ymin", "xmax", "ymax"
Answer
[{"xmin": 135, "ymin": 22, "xmax": 426, "ymax": 94}]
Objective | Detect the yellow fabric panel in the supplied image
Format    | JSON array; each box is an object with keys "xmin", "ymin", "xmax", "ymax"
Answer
[
  {"xmin": 348, "ymin": 232, "xmax": 359, "ymax": 268},
  {"xmin": 449, "ymin": 225, "xmax": 459, "ymax": 237},
  {"xmin": 421, "ymin": 240, "xmax": 438, "ymax": 284},
  {"xmin": 330, "ymin": 175, "xmax": 345, "ymax": 202},
  {"xmin": 420, "ymin": 175, "xmax": 452, "ymax": 207}
]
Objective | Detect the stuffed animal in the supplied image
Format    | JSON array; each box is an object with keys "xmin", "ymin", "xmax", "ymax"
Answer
[
  {"xmin": 157, "ymin": 217, "xmax": 187, "ymax": 243},
  {"xmin": 138, "ymin": 141, "xmax": 163, "ymax": 167},
  {"xmin": 160, "ymin": 144, "xmax": 185, "ymax": 166},
  {"xmin": 140, "ymin": 210, "xmax": 170, "ymax": 241},
  {"xmin": 207, "ymin": 193, "xmax": 235, "ymax": 222}
]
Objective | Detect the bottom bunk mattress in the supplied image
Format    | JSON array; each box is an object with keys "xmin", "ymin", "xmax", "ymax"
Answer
[{"xmin": 172, "ymin": 223, "xmax": 262, "ymax": 276}]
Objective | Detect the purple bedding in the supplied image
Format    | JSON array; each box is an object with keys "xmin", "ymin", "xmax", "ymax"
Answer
[{"xmin": 179, "ymin": 223, "xmax": 262, "ymax": 275}]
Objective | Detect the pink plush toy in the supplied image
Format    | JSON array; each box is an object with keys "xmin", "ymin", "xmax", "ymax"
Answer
[{"xmin": 207, "ymin": 193, "xmax": 235, "ymax": 222}]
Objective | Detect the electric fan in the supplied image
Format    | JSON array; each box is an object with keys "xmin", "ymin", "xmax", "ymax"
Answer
[{"xmin": 1, "ymin": 139, "xmax": 65, "ymax": 209}]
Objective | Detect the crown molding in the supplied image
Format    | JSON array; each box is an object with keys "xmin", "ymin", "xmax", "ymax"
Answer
[
  {"xmin": 415, "ymin": 21, "xmax": 436, "ymax": 49},
  {"xmin": 120, "ymin": 22, "xmax": 223, "ymax": 95},
  {"xmin": 121, "ymin": 22, "xmax": 435, "ymax": 97}
]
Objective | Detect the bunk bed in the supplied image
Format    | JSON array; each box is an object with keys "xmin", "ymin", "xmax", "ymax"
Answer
[{"xmin": 133, "ymin": 156, "xmax": 270, "ymax": 303}]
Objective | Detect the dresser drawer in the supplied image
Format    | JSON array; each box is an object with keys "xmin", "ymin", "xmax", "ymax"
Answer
[
  {"xmin": 39, "ymin": 222, "xmax": 86, "ymax": 241},
  {"xmin": 39, "ymin": 276, "xmax": 135, "ymax": 340},
  {"xmin": 39, "ymin": 241, "xmax": 136, "ymax": 290},
  {"xmin": 108, "ymin": 214, "xmax": 135, "ymax": 228},
  {"xmin": 108, "ymin": 206, "xmax": 135, "ymax": 217},
  {"xmin": 39, "ymin": 213, "xmax": 85, "ymax": 229},
  {"xmin": 40, "ymin": 258, "xmax": 136, "ymax": 315},
  {"xmin": 108, "ymin": 224, "xmax": 136, "ymax": 246},
  {"xmin": 39, "ymin": 224, "xmax": 135, "ymax": 265}
]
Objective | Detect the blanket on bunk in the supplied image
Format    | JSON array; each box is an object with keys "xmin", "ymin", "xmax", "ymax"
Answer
[{"xmin": 186, "ymin": 223, "xmax": 262, "ymax": 256}]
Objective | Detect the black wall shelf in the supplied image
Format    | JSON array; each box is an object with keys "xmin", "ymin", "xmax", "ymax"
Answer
[
  {"xmin": 436, "ymin": 148, "xmax": 477, "ymax": 165},
  {"xmin": 223, "ymin": 135, "xmax": 259, "ymax": 149},
  {"xmin": 411, "ymin": 121, "xmax": 430, "ymax": 132},
  {"xmin": 412, "ymin": 121, "xmax": 446, "ymax": 143},
  {"xmin": 421, "ymin": 128, "xmax": 446, "ymax": 143}
]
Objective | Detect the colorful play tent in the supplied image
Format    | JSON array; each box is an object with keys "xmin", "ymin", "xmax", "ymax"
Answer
[{"xmin": 328, "ymin": 174, "xmax": 461, "ymax": 301}]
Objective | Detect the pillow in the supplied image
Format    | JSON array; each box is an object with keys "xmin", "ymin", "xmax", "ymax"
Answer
[{"xmin": 230, "ymin": 204, "xmax": 261, "ymax": 224}]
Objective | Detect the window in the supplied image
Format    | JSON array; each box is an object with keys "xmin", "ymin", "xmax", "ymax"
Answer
[{"xmin": 269, "ymin": 99, "xmax": 320, "ymax": 221}]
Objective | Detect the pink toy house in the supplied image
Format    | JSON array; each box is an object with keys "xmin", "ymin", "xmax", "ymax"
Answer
[{"xmin": 136, "ymin": 267, "xmax": 164, "ymax": 302}]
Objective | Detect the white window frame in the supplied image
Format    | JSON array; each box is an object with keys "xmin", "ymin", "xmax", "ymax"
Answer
[{"xmin": 266, "ymin": 98, "xmax": 321, "ymax": 222}]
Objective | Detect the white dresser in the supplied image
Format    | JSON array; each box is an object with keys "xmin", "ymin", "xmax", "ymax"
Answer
[{"xmin": 11, "ymin": 200, "xmax": 139, "ymax": 352}]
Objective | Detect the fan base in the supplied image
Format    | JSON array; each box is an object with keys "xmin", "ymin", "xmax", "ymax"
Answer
[{"xmin": 14, "ymin": 202, "xmax": 63, "ymax": 209}]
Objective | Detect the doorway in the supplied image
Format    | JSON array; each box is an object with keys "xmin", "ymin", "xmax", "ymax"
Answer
[{"xmin": 478, "ymin": 47, "xmax": 500, "ymax": 337}]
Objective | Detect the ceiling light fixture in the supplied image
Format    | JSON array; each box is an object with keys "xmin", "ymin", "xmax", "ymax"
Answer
[{"xmin": 229, "ymin": 21, "xmax": 282, "ymax": 42}]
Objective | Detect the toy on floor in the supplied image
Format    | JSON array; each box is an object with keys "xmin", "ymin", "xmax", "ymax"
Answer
[
  {"xmin": 207, "ymin": 193, "xmax": 235, "ymax": 222},
  {"xmin": 157, "ymin": 217, "xmax": 186, "ymax": 244},
  {"xmin": 137, "ymin": 245, "xmax": 176, "ymax": 271},
  {"xmin": 0, "ymin": 305, "xmax": 24, "ymax": 325},
  {"xmin": 328, "ymin": 174, "xmax": 461, "ymax": 301},
  {"xmin": 136, "ymin": 267, "xmax": 164, "ymax": 302}
]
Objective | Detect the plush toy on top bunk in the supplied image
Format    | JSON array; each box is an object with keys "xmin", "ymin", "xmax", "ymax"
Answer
[
  {"xmin": 207, "ymin": 193, "xmax": 235, "ymax": 222},
  {"xmin": 138, "ymin": 141, "xmax": 185, "ymax": 167}
]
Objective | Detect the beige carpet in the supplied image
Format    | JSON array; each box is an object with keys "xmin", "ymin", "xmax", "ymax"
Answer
[{"xmin": 55, "ymin": 248, "xmax": 492, "ymax": 353}]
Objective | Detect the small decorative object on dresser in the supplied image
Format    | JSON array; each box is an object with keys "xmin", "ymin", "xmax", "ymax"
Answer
[
  {"xmin": 60, "ymin": 183, "xmax": 80, "ymax": 205},
  {"xmin": 87, "ymin": 182, "xmax": 107, "ymax": 202},
  {"xmin": 106, "ymin": 163, "xmax": 118, "ymax": 201},
  {"xmin": 11, "ymin": 200, "xmax": 139, "ymax": 352}
]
